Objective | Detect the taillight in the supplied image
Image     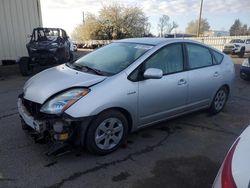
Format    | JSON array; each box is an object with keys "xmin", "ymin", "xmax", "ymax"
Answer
[{"xmin": 221, "ymin": 138, "xmax": 240, "ymax": 188}]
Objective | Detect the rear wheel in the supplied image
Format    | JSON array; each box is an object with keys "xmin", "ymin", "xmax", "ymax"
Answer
[
  {"xmin": 85, "ymin": 110, "xmax": 128, "ymax": 155},
  {"xmin": 18, "ymin": 57, "xmax": 32, "ymax": 76},
  {"xmin": 209, "ymin": 87, "xmax": 229, "ymax": 114}
]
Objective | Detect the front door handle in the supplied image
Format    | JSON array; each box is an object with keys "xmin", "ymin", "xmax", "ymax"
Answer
[
  {"xmin": 214, "ymin": 71, "xmax": 220, "ymax": 77},
  {"xmin": 178, "ymin": 79, "xmax": 187, "ymax": 85}
]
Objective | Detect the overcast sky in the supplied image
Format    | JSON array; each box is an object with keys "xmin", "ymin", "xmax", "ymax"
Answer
[{"xmin": 40, "ymin": 0, "xmax": 250, "ymax": 36}]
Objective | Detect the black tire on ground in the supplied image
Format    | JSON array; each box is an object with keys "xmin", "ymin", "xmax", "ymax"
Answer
[
  {"xmin": 18, "ymin": 57, "xmax": 31, "ymax": 76},
  {"xmin": 238, "ymin": 47, "xmax": 245, "ymax": 58},
  {"xmin": 85, "ymin": 110, "xmax": 128, "ymax": 155},
  {"xmin": 209, "ymin": 86, "xmax": 229, "ymax": 114}
]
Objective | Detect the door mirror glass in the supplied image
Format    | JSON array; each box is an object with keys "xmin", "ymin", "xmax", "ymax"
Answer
[{"xmin": 143, "ymin": 68, "xmax": 163, "ymax": 79}]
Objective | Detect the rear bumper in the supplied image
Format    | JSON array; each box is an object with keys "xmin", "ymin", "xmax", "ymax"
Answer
[{"xmin": 240, "ymin": 66, "xmax": 250, "ymax": 80}]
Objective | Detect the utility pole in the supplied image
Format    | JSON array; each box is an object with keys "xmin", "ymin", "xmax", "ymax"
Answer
[
  {"xmin": 82, "ymin": 11, "xmax": 85, "ymax": 24},
  {"xmin": 197, "ymin": 0, "xmax": 203, "ymax": 37}
]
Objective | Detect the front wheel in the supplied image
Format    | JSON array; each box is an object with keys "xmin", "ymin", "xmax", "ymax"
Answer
[
  {"xmin": 209, "ymin": 87, "xmax": 229, "ymax": 114},
  {"xmin": 85, "ymin": 110, "xmax": 128, "ymax": 155}
]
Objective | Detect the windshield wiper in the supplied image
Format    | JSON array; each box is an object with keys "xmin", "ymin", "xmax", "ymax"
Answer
[
  {"xmin": 81, "ymin": 65, "xmax": 104, "ymax": 76},
  {"xmin": 67, "ymin": 62, "xmax": 112, "ymax": 76},
  {"xmin": 70, "ymin": 63, "xmax": 107, "ymax": 76}
]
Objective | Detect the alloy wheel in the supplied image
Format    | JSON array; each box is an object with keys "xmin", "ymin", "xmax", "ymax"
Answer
[
  {"xmin": 95, "ymin": 118, "xmax": 124, "ymax": 150},
  {"xmin": 214, "ymin": 89, "xmax": 227, "ymax": 111}
]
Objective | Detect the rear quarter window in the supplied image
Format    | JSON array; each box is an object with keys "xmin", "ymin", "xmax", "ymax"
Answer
[{"xmin": 212, "ymin": 50, "xmax": 224, "ymax": 64}]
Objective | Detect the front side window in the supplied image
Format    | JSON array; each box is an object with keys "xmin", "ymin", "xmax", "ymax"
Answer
[
  {"xmin": 74, "ymin": 42, "xmax": 153, "ymax": 75},
  {"xmin": 186, "ymin": 44, "xmax": 213, "ymax": 69},
  {"xmin": 144, "ymin": 44, "xmax": 184, "ymax": 74}
]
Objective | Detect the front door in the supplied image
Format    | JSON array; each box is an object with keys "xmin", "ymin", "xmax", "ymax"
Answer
[{"xmin": 138, "ymin": 43, "xmax": 188, "ymax": 126}]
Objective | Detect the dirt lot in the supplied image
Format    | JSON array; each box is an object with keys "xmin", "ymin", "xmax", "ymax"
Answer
[{"xmin": 0, "ymin": 52, "xmax": 250, "ymax": 188}]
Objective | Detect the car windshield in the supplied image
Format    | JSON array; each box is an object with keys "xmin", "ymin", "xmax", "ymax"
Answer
[
  {"xmin": 31, "ymin": 28, "xmax": 67, "ymax": 42},
  {"xmin": 229, "ymin": 39, "xmax": 244, "ymax": 43},
  {"xmin": 73, "ymin": 42, "xmax": 153, "ymax": 75}
]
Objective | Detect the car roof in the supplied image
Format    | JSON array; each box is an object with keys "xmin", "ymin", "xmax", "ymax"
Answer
[
  {"xmin": 117, "ymin": 37, "xmax": 179, "ymax": 46},
  {"xmin": 116, "ymin": 37, "xmax": 222, "ymax": 54}
]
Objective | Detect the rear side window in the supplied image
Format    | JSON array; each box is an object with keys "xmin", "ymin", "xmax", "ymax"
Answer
[
  {"xmin": 212, "ymin": 50, "xmax": 224, "ymax": 64},
  {"xmin": 186, "ymin": 44, "xmax": 213, "ymax": 69}
]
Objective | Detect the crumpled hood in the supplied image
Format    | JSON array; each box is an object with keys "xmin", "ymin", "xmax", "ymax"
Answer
[{"xmin": 23, "ymin": 64, "xmax": 106, "ymax": 104}]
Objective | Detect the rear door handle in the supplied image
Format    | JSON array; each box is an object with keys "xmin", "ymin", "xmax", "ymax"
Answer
[
  {"xmin": 214, "ymin": 71, "xmax": 220, "ymax": 77},
  {"xmin": 178, "ymin": 79, "xmax": 187, "ymax": 85}
]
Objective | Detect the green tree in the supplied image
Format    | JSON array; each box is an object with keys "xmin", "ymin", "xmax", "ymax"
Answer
[
  {"xmin": 229, "ymin": 19, "xmax": 242, "ymax": 36},
  {"xmin": 185, "ymin": 18, "xmax": 210, "ymax": 36},
  {"xmin": 72, "ymin": 3, "xmax": 150, "ymax": 41},
  {"xmin": 229, "ymin": 19, "xmax": 250, "ymax": 36},
  {"xmin": 71, "ymin": 13, "xmax": 102, "ymax": 41},
  {"xmin": 158, "ymin": 15, "xmax": 178, "ymax": 37}
]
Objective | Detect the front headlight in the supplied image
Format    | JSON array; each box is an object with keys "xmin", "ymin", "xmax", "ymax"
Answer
[
  {"xmin": 242, "ymin": 58, "xmax": 250, "ymax": 67},
  {"xmin": 40, "ymin": 88, "xmax": 90, "ymax": 114}
]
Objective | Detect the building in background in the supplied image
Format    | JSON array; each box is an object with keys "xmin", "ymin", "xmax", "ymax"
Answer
[{"xmin": 0, "ymin": 0, "xmax": 42, "ymax": 64}]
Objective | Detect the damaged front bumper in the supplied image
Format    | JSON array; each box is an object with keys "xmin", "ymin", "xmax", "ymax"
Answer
[{"xmin": 17, "ymin": 97, "xmax": 93, "ymax": 155}]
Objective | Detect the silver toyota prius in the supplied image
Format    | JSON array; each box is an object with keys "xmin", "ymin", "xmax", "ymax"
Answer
[{"xmin": 18, "ymin": 38, "xmax": 235, "ymax": 155}]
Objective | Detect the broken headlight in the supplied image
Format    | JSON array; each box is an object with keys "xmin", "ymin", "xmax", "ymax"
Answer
[{"xmin": 40, "ymin": 88, "xmax": 90, "ymax": 114}]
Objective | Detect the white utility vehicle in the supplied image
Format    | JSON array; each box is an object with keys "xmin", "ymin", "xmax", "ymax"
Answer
[{"xmin": 223, "ymin": 39, "xmax": 250, "ymax": 58}]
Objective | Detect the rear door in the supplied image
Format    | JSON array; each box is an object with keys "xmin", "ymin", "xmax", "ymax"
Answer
[{"xmin": 185, "ymin": 43, "xmax": 222, "ymax": 110}]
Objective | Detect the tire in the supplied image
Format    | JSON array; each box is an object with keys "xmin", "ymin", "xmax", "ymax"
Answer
[
  {"xmin": 85, "ymin": 110, "xmax": 128, "ymax": 155},
  {"xmin": 238, "ymin": 48, "xmax": 245, "ymax": 58},
  {"xmin": 18, "ymin": 57, "xmax": 31, "ymax": 76},
  {"xmin": 209, "ymin": 87, "xmax": 229, "ymax": 114}
]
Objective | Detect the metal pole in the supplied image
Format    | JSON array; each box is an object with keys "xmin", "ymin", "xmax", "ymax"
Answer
[
  {"xmin": 197, "ymin": 0, "xmax": 203, "ymax": 37},
  {"xmin": 82, "ymin": 11, "xmax": 85, "ymax": 24}
]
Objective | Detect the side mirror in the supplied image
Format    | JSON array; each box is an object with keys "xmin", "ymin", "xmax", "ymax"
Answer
[
  {"xmin": 27, "ymin": 34, "xmax": 32, "ymax": 38},
  {"xmin": 143, "ymin": 68, "xmax": 163, "ymax": 79}
]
